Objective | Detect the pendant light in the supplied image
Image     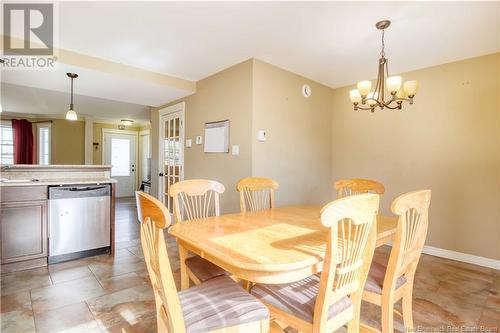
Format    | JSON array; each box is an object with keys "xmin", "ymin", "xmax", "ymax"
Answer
[{"xmin": 66, "ymin": 73, "xmax": 78, "ymax": 121}]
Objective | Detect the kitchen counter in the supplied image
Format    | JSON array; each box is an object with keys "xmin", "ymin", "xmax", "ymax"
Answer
[
  {"xmin": 1, "ymin": 164, "xmax": 112, "ymax": 170},
  {"xmin": 1, "ymin": 164, "xmax": 114, "ymax": 186},
  {"xmin": 0, "ymin": 165, "xmax": 116, "ymax": 272}
]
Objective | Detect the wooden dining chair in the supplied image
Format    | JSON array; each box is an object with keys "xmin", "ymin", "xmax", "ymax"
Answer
[
  {"xmin": 135, "ymin": 191, "xmax": 270, "ymax": 333},
  {"xmin": 362, "ymin": 190, "xmax": 431, "ymax": 333},
  {"xmin": 334, "ymin": 178, "xmax": 385, "ymax": 198},
  {"xmin": 169, "ymin": 179, "xmax": 228, "ymax": 287},
  {"xmin": 236, "ymin": 177, "xmax": 279, "ymax": 212},
  {"xmin": 251, "ymin": 193, "xmax": 380, "ymax": 333}
]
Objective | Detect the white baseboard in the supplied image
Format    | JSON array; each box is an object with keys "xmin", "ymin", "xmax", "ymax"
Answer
[{"xmin": 422, "ymin": 245, "xmax": 500, "ymax": 270}]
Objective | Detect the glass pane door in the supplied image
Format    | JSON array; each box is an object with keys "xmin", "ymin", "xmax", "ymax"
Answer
[{"xmin": 161, "ymin": 112, "xmax": 183, "ymax": 211}]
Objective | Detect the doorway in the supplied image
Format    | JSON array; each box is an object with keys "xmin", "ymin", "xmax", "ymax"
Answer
[
  {"xmin": 158, "ymin": 102, "xmax": 185, "ymax": 212},
  {"xmin": 103, "ymin": 129, "xmax": 138, "ymax": 197},
  {"xmin": 139, "ymin": 129, "xmax": 151, "ymax": 189}
]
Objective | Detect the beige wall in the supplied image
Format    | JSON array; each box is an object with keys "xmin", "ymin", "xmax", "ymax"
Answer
[
  {"xmin": 252, "ymin": 59, "xmax": 333, "ymax": 206},
  {"xmin": 151, "ymin": 60, "xmax": 253, "ymax": 213},
  {"xmin": 331, "ymin": 53, "xmax": 499, "ymax": 260},
  {"xmin": 50, "ymin": 119, "xmax": 85, "ymax": 165}
]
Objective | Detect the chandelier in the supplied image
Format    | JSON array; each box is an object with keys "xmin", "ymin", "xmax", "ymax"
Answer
[{"xmin": 349, "ymin": 20, "xmax": 418, "ymax": 112}]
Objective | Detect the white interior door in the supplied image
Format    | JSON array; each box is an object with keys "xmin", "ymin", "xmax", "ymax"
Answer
[
  {"xmin": 139, "ymin": 132, "xmax": 151, "ymax": 182},
  {"xmin": 159, "ymin": 104, "xmax": 184, "ymax": 211},
  {"xmin": 104, "ymin": 132, "xmax": 137, "ymax": 197}
]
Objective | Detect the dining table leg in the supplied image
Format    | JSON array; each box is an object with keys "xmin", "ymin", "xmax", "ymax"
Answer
[{"xmin": 178, "ymin": 242, "xmax": 190, "ymax": 290}]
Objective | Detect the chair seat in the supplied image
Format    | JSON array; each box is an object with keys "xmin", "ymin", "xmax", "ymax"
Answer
[
  {"xmin": 364, "ymin": 261, "xmax": 407, "ymax": 294},
  {"xmin": 185, "ymin": 255, "xmax": 228, "ymax": 282},
  {"xmin": 251, "ymin": 274, "xmax": 352, "ymax": 323},
  {"xmin": 179, "ymin": 276, "xmax": 269, "ymax": 333}
]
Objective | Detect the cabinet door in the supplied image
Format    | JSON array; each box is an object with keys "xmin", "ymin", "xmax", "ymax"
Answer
[{"xmin": 1, "ymin": 200, "xmax": 48, "ymax": 264}]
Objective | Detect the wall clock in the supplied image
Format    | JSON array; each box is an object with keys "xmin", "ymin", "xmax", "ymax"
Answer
[{"xmin": 302, "ymin": 84, "xmax": 312, "ymax": 98}]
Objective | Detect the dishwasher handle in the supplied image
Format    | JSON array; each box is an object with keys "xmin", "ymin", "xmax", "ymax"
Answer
[
  {"xmin": 49, "ymin": 184, "xmax": 111, "ymax": 199},
  {"xmin": 68, "ymin": 186, "xmax": 108, "ymax": 192}
]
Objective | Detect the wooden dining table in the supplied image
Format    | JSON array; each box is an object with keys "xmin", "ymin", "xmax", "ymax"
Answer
[{"xmin": 169, "ymin": 205, "xmax": 398, "ymax": 289}]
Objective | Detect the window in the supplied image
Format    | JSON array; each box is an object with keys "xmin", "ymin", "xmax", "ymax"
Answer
[
  {"xmin": 37, "ymin": 123, "xmax": 51, "ymax": 165},
  {"xmin": 110, "ymin": 138, "xmax": 130, "ymax": 176},
  {"xmin": 0, "ymin": 121, "xmax": 14, "ymax": 165}
]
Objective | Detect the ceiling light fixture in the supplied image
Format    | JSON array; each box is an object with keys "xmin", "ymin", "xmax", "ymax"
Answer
[
  {"xmin": 349, "ymin": 20, "xmax": 418, "ymax": 112},
  {"xmin": 66, "ymin": 73, "xmax": 78, "ymax": 121},
  {"xmin": 121, "ymin": 119, "xmax": 134, "ymax": 126}
]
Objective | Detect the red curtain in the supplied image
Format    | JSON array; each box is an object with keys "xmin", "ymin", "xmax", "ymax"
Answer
[{"xmin": 12, "ymin": 119, "xmax": 34, "ymax": 164}]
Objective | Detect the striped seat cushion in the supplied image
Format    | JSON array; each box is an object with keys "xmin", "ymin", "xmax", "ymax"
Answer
[
  {"xmin": 251, "ymin": 274, "xmax": 352, "ymax": 323},
  {"xmin": 185, "ymin": 255, "xmax": 228, "ymax": 282},
  {"xmin": 179, "ymin": 276, "xmax": 269, "ymax": 333},
  {"xmin": 364, "ymin": 261, "xmax": 407, "ymax": 294}
]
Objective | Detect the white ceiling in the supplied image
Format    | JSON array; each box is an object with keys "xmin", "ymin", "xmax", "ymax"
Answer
[
  {"xmin": 57, "ymin": 1, "xmax": 499, "ymax": 88},
  {"xmin": 2, "ymin": 1, "xmax": 498, "ymax": 121},
  {"xmin": 1, "ymin": 83, "xmax": 151, "ymax": 125}
]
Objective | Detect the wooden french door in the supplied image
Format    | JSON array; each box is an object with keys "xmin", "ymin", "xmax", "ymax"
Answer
[{"xmin": 158, "ymin": 103, "xmax": 184, "ymax": 212}]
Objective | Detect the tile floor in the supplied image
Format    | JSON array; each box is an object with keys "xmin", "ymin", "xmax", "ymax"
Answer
[{"xmin": 1, "ymin": 198, "xmax": 498, "ymax": 333}]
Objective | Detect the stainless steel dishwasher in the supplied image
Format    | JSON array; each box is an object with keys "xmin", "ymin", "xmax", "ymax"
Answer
[{"xmin": 48, "ymin": 184, "xmax": 111, "ymax": 263}]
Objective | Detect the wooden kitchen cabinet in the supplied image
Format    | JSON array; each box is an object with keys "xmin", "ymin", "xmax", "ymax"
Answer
[
  {"xmin": 1, "ymin": 200, "xmax": 48, "ymax": 264},
  {"xmin": 1, "ymin": 186, "xmax": 49, "ymax": 270}
]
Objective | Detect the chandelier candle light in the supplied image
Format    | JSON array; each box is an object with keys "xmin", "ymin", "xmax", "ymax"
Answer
[{"xmin": 349, "ymin": 20, "xmax": 418, "ymax": 112}]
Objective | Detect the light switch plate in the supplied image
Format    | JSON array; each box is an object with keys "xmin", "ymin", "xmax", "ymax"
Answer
[
  {"xmin": 232, "ymin": 145, "xmax": 239, "ymax": 155},
  {"xmin": 196, "ymin": 136, "xmax": 203, "ymax": 145},
  {"xmin": 185, "ymin": 139, "xmax": 192, "ymax": 148},
  {"xmin": 257, "ymin": 130, "xmax": 267, "ymax": 142}
]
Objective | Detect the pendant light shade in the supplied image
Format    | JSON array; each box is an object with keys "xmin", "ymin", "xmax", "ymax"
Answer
[
  {"xmin": 66, "ymin": 109, "xmax": 77, "ymax": 120},
  {"xmin": 66, "ymin": 73, "xmax": 78, "ymax": 121}
]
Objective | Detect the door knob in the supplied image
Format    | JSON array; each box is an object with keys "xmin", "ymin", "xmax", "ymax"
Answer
[{"xmin": 159, "ymin": 173, "xmax": 164, "ymax": 176}]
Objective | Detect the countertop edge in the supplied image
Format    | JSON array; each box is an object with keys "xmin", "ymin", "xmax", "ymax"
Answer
[
  {"xmin": 1, "ymin": 165, "xmax": 112, "ymax": 171},
  {"xmin": 0, "ymin": 179, "xmax": 117, "ymax": 187}
]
